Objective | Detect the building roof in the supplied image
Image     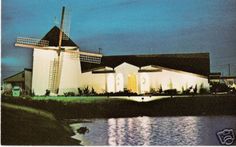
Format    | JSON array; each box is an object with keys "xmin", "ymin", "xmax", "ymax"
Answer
[
  {"xmin": 41, "ymin": 26, "xmax": 78, "ymax": 47},
  {"xmin": 81, "ymin": 53, "xmax": 210, "ymax": 76},
  {"xmin": 210, "ymin": 76, "xmax": 236, "ymax": 80},
  {"xmin": 3, "ymin": 68, "xmax": 32, "ymax": 82}
]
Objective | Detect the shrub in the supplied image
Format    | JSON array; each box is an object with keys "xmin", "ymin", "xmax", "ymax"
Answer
[
  {"xmin": 64, "ymin": 92, "xmax": 75, "ymax": 97},
  {"xmin": 159, "ymin": 85, "xmax": 163, "ymax": 94},
  {"xmin": 45, "ymin": 89, "xmax": 50, "ymax": 96},
  {"xmin": 91, "ymin": 87, "xmax": 97, "ymax": 95},
  {"xmin": 199, "ymin": 83, "xmax": 209, "ymax": 94},
  {"xmin": 194, "ymin": 84, "xmax": 198, "ymax": 94},
  {"xmin": 164, "ymin": 89, "xmax": 177, "ymax": 95},
  {"xmin": 31, "ymin": 90, "xmax": 35, "ymax": 97},
  {"xmin": 150, "ymin": 88, "xmax": 156, "ymax": 94},
  {"xmin": 210, "ymin": 82, "xmax": 231, "ymax": 93},
  {"xmin": 77, "ymin": 88, "xmax": 83, "ymax": 96},
  {"xmin": 77, "ymin": 86, "xmax": 97, "ymax": 96},
  {"xmin": 83, "ymin": 86, "xmax": 90, "ymax": 96}
]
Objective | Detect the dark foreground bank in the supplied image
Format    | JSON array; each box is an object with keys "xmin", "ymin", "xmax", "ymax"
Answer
[
  {"xmin": 2, "ymin": 95, "xmax": 236, "ymax": 119},
  {"xmin": 1, "ymin": 103, "xmax": 80, "ymax": 145}
]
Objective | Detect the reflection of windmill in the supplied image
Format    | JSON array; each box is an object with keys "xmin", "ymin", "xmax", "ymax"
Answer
[{"xmin": 15, "ymin": 6, "xmax": 102, "ymax": 94}]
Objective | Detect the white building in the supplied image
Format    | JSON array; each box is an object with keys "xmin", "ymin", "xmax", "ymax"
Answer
[{"xmin": 31, "ymin": 26, "xmax": 210, "ymax": 95}]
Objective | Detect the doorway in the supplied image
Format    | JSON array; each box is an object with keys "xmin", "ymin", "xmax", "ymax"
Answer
[{"xmin": 128, "ymin": 74, "xmax": 137, "ymax": 93}]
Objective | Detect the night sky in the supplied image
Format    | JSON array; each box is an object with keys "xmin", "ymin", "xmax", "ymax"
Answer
[{"xmin": 2, "ymin": 0, "xmax": 236, "ymax": 80}]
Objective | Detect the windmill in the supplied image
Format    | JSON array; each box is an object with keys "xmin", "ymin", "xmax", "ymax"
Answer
[{"xmin": 15, "ymin": 6, "xmax": 102, "ymax": 94}]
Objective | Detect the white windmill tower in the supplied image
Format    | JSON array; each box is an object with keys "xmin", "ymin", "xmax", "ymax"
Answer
[{"xmin": 15, "ymin": 6, "xmax": 102, "ymax": 95}]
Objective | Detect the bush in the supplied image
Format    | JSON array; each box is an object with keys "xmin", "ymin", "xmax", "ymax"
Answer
[
  {"xmin": 164, "ymin": 89, "xmax": 177, "ymax": 95},
  {"xmin": 210, "ymin": 82, "xmax": 231, "ymax": 94},
  {"xmin": 45, "ymin": 89, "xmax": 50, "ymax": 96},
  {"xmin": 83, "ymin": 86, "xmax": 90, "ymax": 96},
  {"xmin": 64, "ymin": 92, "xmax": 75, "ymax": 97},
  {"xmin": 159, "ymin": 85, "xmax": 163, "ymax": 94},
  {"xmin": 31, "ymin": 90, "xmax": 35, "ymax": 97},
  {"xmin": 194, "ymin": 84, "xmax": 198, "ymax": 94},
  {"xmin": 199, "ymin": 84, "xmax": 209, "ymax": 94},
  {"xmin": 150, "ymin": 88, "xmax": 156, "ymax": 94},
  {"xmin": 77, "ymin": 86, "xmax": 97, "ymax": 96},
  {"xmin": 91, "ymin": 87, "xmax": 97, "ymax": 95},
  {"xmin": 98, "ymin": 89, "xmax": 138, "ymax": 96},
  {"xmin": 77, "ymin": 88, "xmax": 83, "ymax": 96}
]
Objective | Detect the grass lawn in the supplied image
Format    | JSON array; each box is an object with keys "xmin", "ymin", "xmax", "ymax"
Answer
[{"xmin": 32, "ymin": 96, "xmax": 115, "ymax": 103}]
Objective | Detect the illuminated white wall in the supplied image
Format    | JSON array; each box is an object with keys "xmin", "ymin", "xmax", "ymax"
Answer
[
  {"xmin": 140, "ymin": 73, "xmax": 150, "ymax": 93},
  {"xmin": 116, "ymin": 73, "xmax": 124, "ymax": 92},
  {"xmin": 115, "ymin": 62, "xmax": 139, "ymax": 92},
  {"xmin": 32, "ymin": 49, "xmax": 58, "ymax": 95},
  {"xmin": 148, "ymin": 69, "xmax": 209, "ymax": 92},
  {"xmin": 32, "ymin": 47, "xmax": 83, "ymax": 95},
  {"xmin": 79, "ymin": 71, "xmax": 106, "ymax": 93},
  {"xmin": 107, "ymin": 73, "xmax": 115, "ymax": 92},
  {"xmin": 58, "ymin": 52, "xmax": 82, "ymax": 95}
]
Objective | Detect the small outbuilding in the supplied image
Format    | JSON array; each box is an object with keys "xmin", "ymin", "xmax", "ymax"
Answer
[{"xmin": 3, "ymin": 68, "xmax": 32, "ymax": 95}]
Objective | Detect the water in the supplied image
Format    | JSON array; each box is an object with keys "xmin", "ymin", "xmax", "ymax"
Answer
[{"xmin": 70, "ymin": 116, "xmax": 236, "ymax": 145}]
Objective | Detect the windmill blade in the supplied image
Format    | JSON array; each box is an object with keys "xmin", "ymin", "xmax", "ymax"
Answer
[
  {"xmin": 79, "ymin": 51, "xmax": 102, "ymax": 64},
  {"xmin": 62, "ymin": 7, "xmax": 71, "ymax": 40},
  {"xmin": 64, "ymin": 49, "xmax": 102, "ymax": 64},
  {"xmin": 15, "ymin": 37, "xmax": 61, "ymax": 52},
  {"xmin": 16, "ymin": 37, "xmax": 49, "ymax": 47}
]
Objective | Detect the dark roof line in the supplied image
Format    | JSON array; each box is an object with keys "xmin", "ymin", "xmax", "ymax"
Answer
[
  {"xmin": 81, "ymin": 52, "xmax": 210, "ymax": 76},
  {"xmin": 41, "ymin": 26, "xmax": 78, "ymax": 47},
  {"xmin": 3, "ymin": 71, "xmax": 24, "ymax": 81},
  {"xmin": 103, "ymin": 52, "xmax": 209, "ymax": 58},
  {"xmin": 3, "ymin": 69, "xmax": 32, "ymax": 81}
]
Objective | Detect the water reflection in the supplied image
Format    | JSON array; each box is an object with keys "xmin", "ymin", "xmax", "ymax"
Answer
[
  {"xmin": 70, "ymin": 116, "xmax": 236, "ymax": 145},
  {"xmin": 107, "ymin": 116, "xmax": 199, "ymax": 145}
]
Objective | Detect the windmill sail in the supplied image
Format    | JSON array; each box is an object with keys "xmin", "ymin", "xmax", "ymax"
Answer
[{"xmin": 62, "ymin": 7, "xmax": 71, "ymax": 40}]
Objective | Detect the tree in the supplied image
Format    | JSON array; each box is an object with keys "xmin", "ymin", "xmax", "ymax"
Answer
[
  {"xmin": 159, "ymin": 85, "xmax": 163, "ymax": 94},
  {"xmin": 194, "ymin": 84, "xmax": 198, "ymax": 94}
]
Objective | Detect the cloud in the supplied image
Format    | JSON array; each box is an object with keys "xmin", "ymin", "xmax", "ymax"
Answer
[{"xmin": 1, "ymin": 57, "xmax": 23, "ymax": 66}]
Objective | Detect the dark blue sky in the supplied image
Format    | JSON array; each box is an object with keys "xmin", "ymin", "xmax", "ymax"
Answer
[{"xmin": 2, "ymin": 0, "xmax": 236, "ymax": 79}]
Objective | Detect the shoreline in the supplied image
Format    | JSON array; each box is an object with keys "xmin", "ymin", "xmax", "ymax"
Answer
[
  {"xmin": 1, "ymin": 102, "xmax": 81, "ymax": 145},
  {"xmin": 1, "ymin": 95, "xmax": 236, "ymax": 145},
  {"xmin": 2, "ymin": 95, "xmax": 236, "ymax": 119}
]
